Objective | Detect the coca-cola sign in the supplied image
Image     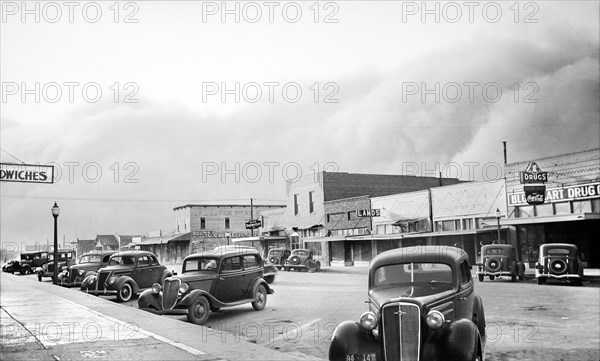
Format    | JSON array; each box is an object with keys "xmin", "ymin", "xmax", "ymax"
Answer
[{"xmin": 524, "ymin": 185, "xmax": 546, "ymax": 205}]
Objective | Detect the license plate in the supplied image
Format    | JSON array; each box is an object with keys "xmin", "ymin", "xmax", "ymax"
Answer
[{"xmin": 345, "ymin": 354, "xmax": 376, "ymax": 361}]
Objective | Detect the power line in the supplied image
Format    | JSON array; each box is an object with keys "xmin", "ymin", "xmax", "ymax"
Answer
[{"xmin": 0, "ymin": 148, "xmax": 25, "ymax": 163}]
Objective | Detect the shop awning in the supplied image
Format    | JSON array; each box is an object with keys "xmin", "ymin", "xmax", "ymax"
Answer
[
  {"xmin": 498, "ymin": 212, "xmax": 599, "ymax": 226},
  {"xmin": 303, "ymin": 236, "xmax": 347, "ymax": 243},
  {"xmin": 232, "ymin": 236, "xmax": 287, "ymax": 243}
]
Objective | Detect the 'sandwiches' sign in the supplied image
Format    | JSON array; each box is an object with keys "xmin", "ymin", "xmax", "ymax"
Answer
[
  {"xmin": 508, "ymin": 182, "xmax": 600, "ymax": 206},
  {"xmin": 0, "ymin": 163, "xmax": 54, "ymax": 184}
]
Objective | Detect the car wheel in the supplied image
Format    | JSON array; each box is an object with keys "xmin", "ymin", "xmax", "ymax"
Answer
[
  {"xmin": 574, "ymin": 279, "xmax": 583, "ymax": 287},
  {"xmin": 117, "ymin": 283, "xmax": 133, "ymax": 302},
  {"xmin": 264, "ymin": 275, "xmax": 275, "ymax": 284},
  {"xmin": 283, "ymin": 266, "xmax": 290, "ymax": 272},
  {"xmin": 478, "ymin": 274, "xmax": 484, "ymax": 282},
  {"xmin": 536, "ymin": 277, "xmax": 546, "ymax": 285},
  {"xmin": 489, "ymin": 275, "xmax": 495, "ymax": 281},
  {"xmin": 314, "ymin": 261, "xmax": 321, "ymax": 272},
  {"xmin": 187, "ymin": 296, "xmax": 210, "ymax": 325},
  {"xmin": 252, "ymin": 284, "xmax": 267, "ymax": 311},
  {"xmin": 518, "ymin": 275, "xmax": 524, "ymax": 281},
  {"xmin": 37, "ymin": 273, "xmax": 42, "ymax": 282},
  {"xmin": 289, "ymin": 256, "xmax": 301, "ymax": 265},
  {"xmin": 19, "ymin": 268, "xmax": 25, "ymax": 275},
  {"xmin": 511, "ymin": 275, "xmax": 517, "ymax": 282}
]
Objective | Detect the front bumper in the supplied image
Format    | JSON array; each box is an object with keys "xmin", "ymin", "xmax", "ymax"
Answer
[
  {"xmin": 476, "ymin": 270, "xmax": 513, "ymax": 277},
  {"xmin": 536, "ymin": 272, "xmax": 581, "ymax": 279},
  {"xmin": 84, "ymin": 288, "xmax": 118, "ymax": 296}
]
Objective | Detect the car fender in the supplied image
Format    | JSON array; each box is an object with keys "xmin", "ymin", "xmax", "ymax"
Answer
[
  {"xmin": 422, "ymin": 319, "xmax": 483, "ymax": 361},
  {"xmin": 138, "ymin": 289, "xmax": 162, "ymax": 310},
  {"xmin": 115, "ymin": 276, "xmax": 140, "ymax": 294},
  {"xmin": 35, "ymin": 267, "xmax": 44, "ymax": 274},
  {"xmin": 81, "ymin": 273, "xmax": 98, "ymax": 291},
  {"xmin": 159, "ymin": 269, "xmax": 172, "ymax": 283},
  {"xmin": 250, "ymin": 278, "xmax": 273, "ymax": 296},
  {"xmin": 178, "ymin": 289, "xmax": 219, "ymax": 308},
  {"xmin": 328, "ymin": 321, "xmax": 382, "ymax": 361}
]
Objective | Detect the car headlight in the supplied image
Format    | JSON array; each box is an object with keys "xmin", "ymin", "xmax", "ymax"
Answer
[
  {"xmin": 108, "ymin": 277, "xmax": 116, "ymax": 285},
  {"xmin": 426, "ymin": 310, "xmax": 445, "ymax": 329},
  {"xmin": 78, "ymin": 270, "xmax": 85, "ymax": 276},
  {"xmin": 359, "ymin": 312, "xmax": 378, "ymax": 331},
  {"xmin": 179, "ymin": 283, "xmax": 189, "ymax": 294},
  {"xmin": 88, "ymin": 275, "xmax": 96, "ymax": 284},
  {"xmin": 152, "ymin": 283, "xmax": 162, "ymax": 294}
]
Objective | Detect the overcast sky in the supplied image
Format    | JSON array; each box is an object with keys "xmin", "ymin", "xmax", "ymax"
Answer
[{"xmin": 1, "ymin": 1, "xmax": 599, "ymax": 248}]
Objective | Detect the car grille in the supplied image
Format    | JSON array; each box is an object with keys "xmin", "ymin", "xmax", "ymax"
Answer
[
  {"xmin": 162, "ymin": 278, "xmax": 181, "ymax": 309},
  {"xmin": 97, "ymin": 271, "xmax": 110, "ymax": 290},
  {"xmin": 69, "ymin": 269, "xmax": 78, "ymax": 283},
  {"xmin": 382, "ymin": 302, "xmax": 420, "ymax": 361}
]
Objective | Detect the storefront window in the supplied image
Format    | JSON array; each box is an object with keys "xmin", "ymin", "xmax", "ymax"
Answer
[
  {"xmin": 352, "ymin": 241, "xmax": 372, "ymax": 262},
  {"xmin": 518, "ymin": 205, "xmax": 535, "ymax": 217},
  {"xmin": 572, "ymin": 200, "xmax": 592, "ymax": 213},
  {"xmin": 462, "ymin": 218, "xmax": 473, "ymax": 230},
  {"xmin": 535, "ymin": 203, "xmax": 553, "ymax": 217},
  {"xmin": 554, "ymin": 202, "xmax": 571, "ymax": 215},
  {"xmin": 592, "ymin": 198, "xmax": 600, "ymax": 212}
]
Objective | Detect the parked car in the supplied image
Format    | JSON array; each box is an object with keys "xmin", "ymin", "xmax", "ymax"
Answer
[
  {"xmin": 476, "ymin": 244, "xmax": 525, "ymax": 282},
  {"xmin": 58, "ymin": 250, "xmax": 115, "ymax": 287},
  {"xmin": 19, "ymin": 251, "xmax": 49, "ymax": 274},
  {"xmin": 214, "ymin": 244, "xmax": 277, "ymax": 283},
  {"xmin": 329, "ymin": 246, "xmax": 486, "ymax": 361},
  {"xmin": 36, "ymin": 249, "xmax": 76, "ymax": 282},
  {"xmin": 284, "ymin": 249, "xmax": 321, "ymax": 272},
  {"xmin": 535, "ymin": 243, "xmax": 584, "ymax": 286},
  {"xmin": 266, "ymin": 248, "xmax": 291, "ymax": 270},
  {"xmin": 138, "ymin": 246, "xmax": 273, "ymax": 325},
  {"xmin": 80, "ymin": 251, "xmax": 172, "ymax": 302},
  {"xmin": 2, "ymin": 260, "xmax": 23, "ymax": 274}
]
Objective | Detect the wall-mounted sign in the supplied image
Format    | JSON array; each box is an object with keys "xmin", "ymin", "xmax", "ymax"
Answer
[
  {"xmin": 245, "ymin": 219, "xmax": 262, "ymax": 229},
  {"xmin": 192, "ymin": 231, "xmax": 251, "ymax": 238},
  {"xmin": 0, "ymin": 163, "xmax": 54, "ymax": 184},
  {"xmin": 523, "ymin": 185, "xmax": 546, "ymax": 205},
  {"xmin": 520, "ymin": 162, "xmax": 548, "ymax": 184},
  {"xmin": 356, "ymin": 209, "xmax": 381, "ymax": 217},
  {"xmin": 508, "ymin": 182, "xmax": 600, "ymax": 206}
]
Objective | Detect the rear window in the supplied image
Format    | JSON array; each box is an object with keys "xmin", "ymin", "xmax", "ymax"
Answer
[
  {"xmin": 484, "ymin": 248, "xmax": 505, "ymax": 255},
  {"xmin": 183, "ymin": 258, "xmax": 218, "ymax": 272},
  {"xmin": 547, "ymin": 248, "xmax": 570, "ymax": 255},
  {"xmin": 373, "ymin": 263, "xmax": 452, "ymax": 287}
]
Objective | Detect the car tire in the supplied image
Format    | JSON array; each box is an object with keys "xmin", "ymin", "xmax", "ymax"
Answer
[
  {"xmin": 485, "ymin": 258, "xmax": 501, "ymax": 273},
  {"xmin": 117, "ymin": 283, "xmax": 133, "ymax": 302},
  {"xmin": 252, "ymin": 284, "xmax": 267, "ymax": 311},
  {"xmin": 511, "ymin": 275, "xmax": 517, "ymax": 282},
  {"xmin": 187, "ymin": 296, "xmax": 210, "ymax": 325},
  {"xmin": 314, "ymin": 261, "xmax": 321, "ymax": 272},
  {"xmin": 283, "ymin": 266, "xmax": 290, "ymax": 272},
  {"xmin": 518, "ymin": 275, "xmax": 524, "ymax": 281},
  {"xmin": 19, "ymin": 268, "xmax": 26, "ymax": 275},
  {"xmin": 264, "ymin": 275, "xmax": 275, "ymax": 284},
  {"xmin": 37, "ymin": 273, "xmax": 42, "ymax": 282},
  {"xmin": 537, "ymin": 277, "xmax": 546, "ymax": 285},
  {"xmin": 489, "ymin": 275, "xmax": 495, "ymax": 281},
  {"xmin": 478, "ymin": 274, "xmax": 484, "ymax": 282}
]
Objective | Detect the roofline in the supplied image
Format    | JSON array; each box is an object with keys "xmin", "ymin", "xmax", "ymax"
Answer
[
  {"xmin": 505, "ymin": 147, "xmax": 599, "ymax": 166},
  {"xmin": 173, "ymin": 204, "xmax": 286, "ymax": 211}
]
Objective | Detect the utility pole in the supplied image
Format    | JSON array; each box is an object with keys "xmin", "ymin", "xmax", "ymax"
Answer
[{"xmin": 250, "ymin": 198, "xmax": 254, "ymax": 237}]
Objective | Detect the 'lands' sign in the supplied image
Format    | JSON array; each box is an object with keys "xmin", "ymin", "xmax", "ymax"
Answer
[{"xmin": 0, "ymin": 163, "xmax": 54, "ymax": 184}]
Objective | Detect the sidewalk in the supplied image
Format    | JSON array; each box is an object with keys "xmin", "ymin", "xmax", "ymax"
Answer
[{"xmin": 0, "ymin": 273, "xmax": 325, "ymax": 361}]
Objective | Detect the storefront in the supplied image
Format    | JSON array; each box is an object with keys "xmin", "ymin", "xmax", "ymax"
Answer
[{"xmin": 504, "ymin": 149, "xmax": 600, "ymax": 268}]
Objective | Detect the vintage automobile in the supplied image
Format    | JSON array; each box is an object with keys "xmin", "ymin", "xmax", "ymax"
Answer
[
  {"xmin": 329, "ymin": 246, "xmax": 486, "ymax": 361},
  {"xmin": 2, "ymin": 260, "xmax": 23, "ymax": 274},
  {"xmin": 58, "ymin": 250, "xmax": 115, "ymax": 287},
  {"xmin": 36, "ymin": 249, "xmax": 76, "ymax": 282},
  {"xmin": 214, "ymin": 244, "xmax": 277, "ymax": 283},
  {"xmin": 18, "ymin": 251, "xmax": 49, "ymax": 274},
  {"xmin": 266, "ymin": 247, "xmax": 291, "ymax": 270},
  {"xmin": 535, "ymin": 243, "xmax": 584, "ymax": 286},
  {"xmin": 284, "ymin": 248, "xmax": 321, "ymax": 272},
  {"xmin": 476, "ymin": 244, "xmax": 525, "ymax": 282},
  {"xmin": 81, "ymin": 251, "xmax": 172, "ymax": 302},
  {"xmin": 138, "ymin": 247, "xmax": 273, "ymax": 325}
]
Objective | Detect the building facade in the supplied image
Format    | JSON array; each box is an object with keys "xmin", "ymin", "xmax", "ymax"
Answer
[{"xmin": 503, "ymin": 148, "xmax": 600, "ymax": 267}]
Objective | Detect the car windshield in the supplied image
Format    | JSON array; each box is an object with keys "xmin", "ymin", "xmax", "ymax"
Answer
[
  {"xmin": 20, "ymin": 254, "xmax": 33, "ymax": 261},
  {"xmin": 373, "ymin": 263, "xmax": 453, "ymax": 288},
  {"xmin": 293, "ymin": 250, "xmax": 309, "ymax": 256},
  {"xmin": 183, "ymin": 257, "xmax": 219, "ymax": 273},
  {"xmin": 79, "ymin": 255, "xmax": 103, "ymax": 264},
  {"xmin": 108, "ymin": 256, "xmax": 135, "ymax": 266},
  {"xmin": 484, "ymin": 247, "xmax": 506, "ymax": 256}
]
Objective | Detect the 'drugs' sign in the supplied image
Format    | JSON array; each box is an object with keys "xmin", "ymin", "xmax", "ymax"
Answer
[
  {"xmin": 0, "ymin": 163, "xmax": 54, "ymax": 184},
  {"xmin": 520, "ymin": 162, "xmax": 547, "ymax": 205}
]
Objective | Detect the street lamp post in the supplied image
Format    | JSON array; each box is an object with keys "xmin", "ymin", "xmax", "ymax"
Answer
[
  {"xmin": 495, "ymin": 208, "xmax": 501, "ymax": 244},
  {"xmin": 51, "ymin": 202, "xmax": 60, "ymax": 285},
  {"xmin": 225, "ymin": 232, "xmax": 230, "ymax": 246}
]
